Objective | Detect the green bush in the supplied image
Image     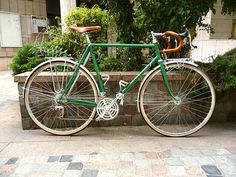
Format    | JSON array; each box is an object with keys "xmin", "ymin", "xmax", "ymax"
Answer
[
  {"xmin": 10, "ymin": 43, "xmax": 69, "ymax": 75},
  {"xmin": 10, "ymin": 45, "xmax": 42, "ymax": 75},
  {"xmin": 11, "ymin": 6, "xmax": 110, "ymax": 75},
  {"xmin": 199, "ymin": 47, "xmax": 236, "ymax": 93}
]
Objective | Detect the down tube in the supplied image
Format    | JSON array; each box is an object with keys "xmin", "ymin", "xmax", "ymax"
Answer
[
  {"xmin": 121, "ymin": 57, "xmax": 158, "ymax": 94},
  {"xmin": 62, "ymin": 46, "xmax": 91, "ymax": 97}
]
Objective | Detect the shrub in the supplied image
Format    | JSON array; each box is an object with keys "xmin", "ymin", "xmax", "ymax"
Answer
[
  {"xmin": 11, "ymin": 6, "xmax": 110, "ymax": 75},
  {"xmin": 199, "ymin": 47, "xmax": 236, "ymax": 93},
  {"xmin": 10, "ymin": 43, "xmax": 69, "ymax": 75},
  {"xmin": 10, "ymin": 45, "xmax": 42, "ymax": 75}
]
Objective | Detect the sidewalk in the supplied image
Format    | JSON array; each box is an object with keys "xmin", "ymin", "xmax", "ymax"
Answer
[{"xmin": 0, "ymin": 70, "xmax": 236, "ymax": 177}]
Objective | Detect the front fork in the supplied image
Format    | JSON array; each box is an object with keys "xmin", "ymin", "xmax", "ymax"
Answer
[{"xmin": 158, "ymin": 59, "xmax": 181, "ymax": 103}]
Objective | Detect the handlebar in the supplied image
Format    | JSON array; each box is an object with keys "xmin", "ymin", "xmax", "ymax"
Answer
[{"xmin": 151, "ymin": 30, "xmax": 189, "ymax": 53}]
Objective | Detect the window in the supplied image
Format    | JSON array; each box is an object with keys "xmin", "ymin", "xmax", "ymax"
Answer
[{"xmin": 0, "ymin": 12, "xmax": 22, "ymax": 47}]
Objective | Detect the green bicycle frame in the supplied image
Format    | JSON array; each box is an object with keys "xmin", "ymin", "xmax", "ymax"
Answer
[{"xmin": 61, "ymin": 42, "xmax": 177, "ymax": 107}]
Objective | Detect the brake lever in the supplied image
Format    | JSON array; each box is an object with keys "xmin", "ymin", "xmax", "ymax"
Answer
[{"xmin": 187, "ymin": 29, "xmax": 198, "ymax": 49}]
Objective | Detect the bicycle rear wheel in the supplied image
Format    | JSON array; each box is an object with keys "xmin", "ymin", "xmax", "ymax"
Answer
[
  {"xmin": 139, "ymin": 62, "xmax": 215, "ymax": 136},
  {"xmin": 24, "ymin": 59, "xmax": 99, "ymax": 135}
]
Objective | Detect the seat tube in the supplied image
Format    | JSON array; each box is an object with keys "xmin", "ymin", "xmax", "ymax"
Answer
[{"xmin": 89, "ymin": 45, "xmax": 106, "ymax": 96}]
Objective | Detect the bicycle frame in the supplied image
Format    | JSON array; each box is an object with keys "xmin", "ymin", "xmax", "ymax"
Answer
[{"xmin": 60, "ymin": 41, "xmax": 177, "ymax": 107}]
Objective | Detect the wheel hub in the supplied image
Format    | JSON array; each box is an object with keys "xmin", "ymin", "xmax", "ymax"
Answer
[{"xmin": 173, "ymin": 96, "xmax": 182, "ymax": 105}]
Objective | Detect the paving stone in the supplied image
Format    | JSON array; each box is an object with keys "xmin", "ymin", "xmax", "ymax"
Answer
[
  {"xmin": 104, "ymin": 153, "xmax": 120, "ymax": 161},
  {"xmin": 151, "ymin": 164, "xmax": 167, "ymax": 176},
  {"xmin": 97, "ymin": 170, "xmax": 116, "ymax": 177},
  {"xmin": 120, "ymin": 152, "xmax": 134, "ymax": 161},
  {"xmin": 89, "ymin": 154, "xmax": 105, "ymax": 162},
  {"xmin": 5, "ymin": 157, "xmax": 18, "ymax": 165},
  {"xmin": 84, "ymin": 162, "xmax": 100, "ymax": 170},
  {"xmin": 166, "ymin": 158, "xmax": 183, "ymax": 166},
  {"xmin": 218, "ymin": 163, "xmax": 236, "ymax": 175},
  {"xmin": 18, "ymin": 157, "xmax": 35, "ymax": 164},
  {"xmin": 14, "ymin": 164, "xmax": 33, "ymax": 175},
  {"xmin": 168, "ymin": 166, "xmax": 187, "ymax": 176},
  {"xmin": 118, "ymin": 160, "xmax": 134, "ymax": 168},
  {"xmin": 185, "ymin": 166, "xmax": 206, "ymax": 176},
  {"xmin": 81, "ymin": 169, "xmax": 99, "ymax": 177},
  {"xmin": 35, "ymin": 171, "xmax": 63, "ymax": 177},
  {"xmin": 226, "ymin": 154, "xmax": 236, "ymax": 165},
  {"xmin": 60, "ymin": 155, "xmax": 73, "ymax": 162},
  {"xmin": 33, "ymin": 156, "xmax": 49, "ymax": 163},
  {"xmin": 184, "ymin": 149, "xmax": 203, "ymax": 157},
  {"xmin": 98, "ymin": 162, "xmax": 118, "ymax": 171},
  {"xmin": 0, "ymin": 158, "xmax": 8, "ymax": 165},
  {"xmin": 226, "ymin": 147, "xmax": 236, "ymax": 154},
  {"xmin": 145, "ymin": 152, "xmax": 157, "ymax": 159},
  {"xmin": 212, "ymin": 156, "xmax": 231, "ymax": 164},
  {"xmin": 134, "ymin": 159, "xmax": 150, "ymax": 168},
  {"xmin": 74, "ymin": 155, "xmax": 90, "ymax": 162},
  {"xmin": 201, "ymin": 150, "xmax": 217, "ymax": 157},
  {"xmin": 48, "ymin": 156, "xmax": 60, "ymax": 163},
  {"xmin": 0, "ymin": 164, "xmax": 17, "ymax": 174},
  {"xmin": 67, "ymin": 162, "xmax": 83, "ymax": 170},
  {"xmin": 48, "ymin": 163, "xmax": 70, "ymax": 172},
  {"xmin": 181, "ymin": 157, "xmax": 200, "ymax": 166},
  {"xmin": 63, "ymin": 170, "xmax": 82, "ymax": 177},
  {"xmin": 135, "ymin": 167, "xmax": 152, "ymax": 176},
  {"xmin": 215, "ymin": 148, "xmax": 231, "ymax": 155},
  {"xmin": 201, "ymin": 165, "xmax": 222, "ymax": 175},
  {"xmin": 196, "ymin": 157, "xmax": 215, "ymax": 165},
  {"xmin": 157, "ymin": 149, "xmax": 171, "ymax": 159},
  {"xmin": 116, "ymin": 166, "xmax": 136, "ymax": 177},
  {"xmin": 171, "ymin": 149, "xmax": 186, "ymax": 158},
  {"xmin": 134, "ymin": 152, "xmax": 146, "ymax": 160}
]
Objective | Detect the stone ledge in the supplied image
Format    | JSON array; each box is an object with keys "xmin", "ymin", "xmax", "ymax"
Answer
[{"xmin": 14, "ymin": 71, "xmax": 236, "ymax": 130}]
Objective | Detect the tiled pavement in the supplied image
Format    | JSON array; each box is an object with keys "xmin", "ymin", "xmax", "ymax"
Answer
[
  {"xmin": 1, "ymin": 71, "xmax": 236, "ymax": 177},
  {"xmin": 1, "ymin": 148, "xmax": 236, "ymax": 177}
]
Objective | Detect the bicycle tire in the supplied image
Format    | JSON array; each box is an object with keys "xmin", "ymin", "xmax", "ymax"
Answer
[
  {"xmin": 139, "ymin": 61, "xmax": 215, "ymax": 137},
  {"xmin": 24, "ymin": 59, "xmax": 99, "ymax": 135}
]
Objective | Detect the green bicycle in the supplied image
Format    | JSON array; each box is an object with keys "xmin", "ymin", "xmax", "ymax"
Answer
[{"xmin": 23, "ymin": 26, "xmax": 215, "ymax": 136}]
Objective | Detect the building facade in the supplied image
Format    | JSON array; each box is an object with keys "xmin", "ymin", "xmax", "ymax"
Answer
[
  {"xmin": 0, "ymin": 0, "xmax": 235, "ymax": 71},
  {"xmin": 0, "ymin": 0, "xmax": 47, "ymax": 70},
  {"xmin": 191, "ymin": 0, "xmax": 236, "ymax": 62}
]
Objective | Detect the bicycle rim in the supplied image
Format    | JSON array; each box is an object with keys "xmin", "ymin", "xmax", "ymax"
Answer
[
  {"xmin": 24, "ymin": 60, "xmax": 99, "ymax": 135},
  {"xmin": 139, "ymin": 62, "xmax": 215, "ymax": 137}
]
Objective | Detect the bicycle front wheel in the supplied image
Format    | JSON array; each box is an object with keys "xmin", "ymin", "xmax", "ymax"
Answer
[
  {"xmin": 139, "ymin": 62, "xmax": 215, "ymax": 136},
  {"xmin": 24, "ymin": 59, "xmax": 99, "ymax": 135}
]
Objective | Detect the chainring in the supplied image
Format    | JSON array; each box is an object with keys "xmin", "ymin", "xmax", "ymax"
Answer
[{"xmin": 96, "ymin": 98, "xmax": 119, "ymax": 120}]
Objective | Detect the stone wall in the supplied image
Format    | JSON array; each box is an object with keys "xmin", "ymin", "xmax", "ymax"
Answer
[
  {"xmin": 14, "ymin": 71, "xmax": 236, "ymax": 130},
  {"xmin": 14, "ymin": 72, "xmax": 147, "ymax": 130},
  {"xmin": 0, "ymin": 0, "xmax": 47, "ymax": 71}
]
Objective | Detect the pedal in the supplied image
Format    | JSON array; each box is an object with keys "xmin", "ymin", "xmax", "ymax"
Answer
[
  {"xmin": 101, "ymin": 74, "xmax": 110, "ymax": 86},
  {"xmin": 119, "ymin": 80, "xmax": 129, "ymax": 91}
]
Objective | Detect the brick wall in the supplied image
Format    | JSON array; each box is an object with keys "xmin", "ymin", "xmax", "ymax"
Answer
[
  {"xmin": 14, "ymin": 71, "xmax": 236, "ymax": 130},
  {"xmin": 0, "ymin": 0, "xmax": 47, "ymax": 71},
  {"xmin": 14, "ymin": 72, "xmax": 148, "ymax": 130}
]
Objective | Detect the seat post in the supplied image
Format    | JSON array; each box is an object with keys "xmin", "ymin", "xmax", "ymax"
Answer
[{"xmin": 84, "ymin": 33, "xmax": 91, "ymax": 44}]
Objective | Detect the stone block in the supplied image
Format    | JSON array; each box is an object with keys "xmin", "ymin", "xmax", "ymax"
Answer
[
  {"xmin": 33, "ymin": 1, "xmax": 40, "ymax": 16},
  {"xmin": 18, "ymin": 0, "xmax": 26, "ymax": 14},
  {"xmin": 0, "ymin": 58, "xmax": 11, "ymax": 71},
  {"xmin": 0, "ymin": 0, "xmax": 10, "ymax": 11},
  {"xmin": 10, "ymin": 0, "xmax": 18, "ymax": 12},
  {"xmin": 25, "ymin": 0, "xmax": 33, "ymax": 15},
  {"xmin": 40, "ymin": 2, "xmax": 47, "ymax": 16},
  {"xmin": 132, "ymin": 115, "xmax": 145, "ymax": 126},
  {"xmin": 123, "ymin": 104, "xmax": 138, "ymax": 115}
]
